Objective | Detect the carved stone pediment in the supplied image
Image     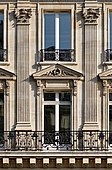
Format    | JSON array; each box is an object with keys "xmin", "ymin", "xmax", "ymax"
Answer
[
  {"xmin": 99, "ymin": 68, "xmax": 112, "ymax": 79},
  {"xmin": 0, "ymin": 68, "xmax": 16, "ymax": 80},
  {"xmin": 32, "ymin": 64, "xmax": 83, "ymax": 80}
]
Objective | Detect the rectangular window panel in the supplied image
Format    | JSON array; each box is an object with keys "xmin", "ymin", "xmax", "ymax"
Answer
[
  {"xmin": 44, "ymin": 105, "xmax": 55, "ymax": 144},
  {"xmin": 59, "ymin": 92, "xmax": 71, "ymax": 101},
  {"xmin": 44, "ymin": 14, "xmax": 55, "ymax": 50},
  {"xmin": 59, "ymin": 105, "xmax": 70, "ymax": 144},
  {"xmin": 59, "ymin": 13, "xmax": 70, "ymax": 49},
  {"xmin": 0, "ymin": 11, "xmax": 3, "ymax": 50},
  {"xmin": 109, "ymin": 93, "xmax": 112, "ymax": 101},
  {"xmin": 44, "ymin": 93, "xmax": 55, "ymax": 101},
  {"xmin": 109, "ymin": 105, "xmax": 112, "ymax": 131},
  {"xmin": 0, "ymin": 93, "xmax": 4, "ymax": 131}
]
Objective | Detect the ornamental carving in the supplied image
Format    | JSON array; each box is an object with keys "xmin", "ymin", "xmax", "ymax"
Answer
[
  {"xmin": 103, "ymin": 80, "xmax": 108, "ymax": 96},
  {"xmin": 73, "ymin": 80, "xmax": 77, "ymax": 96},
  {"xmin": 14, "ymin": 8, "xmax": 32, "ymax": 23},
  {"xmin": 37, "ymin": 80, "xmax": 41, "ymax": 96},
  {"xmin": 82, "ymin": 8, "xmax": 100, "ymax": 24},
  {"xmin": 43, "ymin": 68, "xmax": 74, "ymax": 77}
]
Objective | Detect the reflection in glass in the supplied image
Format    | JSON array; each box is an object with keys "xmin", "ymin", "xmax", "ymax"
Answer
[
  {"xmin": 59, "ymin": 13, "xmax": 70, "ymax": 49},
  {"xmin": 59, "ymin": 92, "xmax": 71, "ymax": 101},
  {"xmin": 44, "ymin": 105, "xmax": 55, "ymax": 144},
  {"xmin": 44, "ymin": 93, "xmax": 55, "ymax": 101}
]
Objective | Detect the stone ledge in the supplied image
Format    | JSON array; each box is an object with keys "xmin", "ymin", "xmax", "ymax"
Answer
[{"xmin": 0, "ymin": 157, "xmax": 111, "ymax": 168}]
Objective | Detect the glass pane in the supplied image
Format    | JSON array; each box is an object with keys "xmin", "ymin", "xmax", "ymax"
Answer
[
  {"xmin": 59, "ymin": 92, "xmax": 71, "ymax": 101},
  {"xmin": 44, "ymin": 93, "xmax": 55, "ymax": 101},
  {"xmin": 44, "ymin": 14, "xmax": 55, "ymax": 49},
  {"xmin": 0, "ymin": 93, "xmax": 4, "ymax": 131},
  {"xmin": 109, "ymin": 93, "xmax": 112, "ymax": 101},
  {"xmin": 110, "ymin": 13, "xmax": 112, "ymax": 49},
  {"xmin": 59, "ymin": 105, "xmax": 70, "ymax": 131},
  {"xmin": 59, "ymin": 105, "xmax": 70, "ymax": 144},
  {"xmin": 59, "ymin": 13, "xmax": 70, "ymax": 49},
  {"xmin": 109, "ymin": 105, "xmax": 112, "ymax": 131},
  {"xmin": 44, "ymin": 105, "xmax": 55, "ymax": 144}
]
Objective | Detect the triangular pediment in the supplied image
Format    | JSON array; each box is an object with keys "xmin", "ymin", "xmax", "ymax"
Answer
[
  {"xmin": 0, "ymin": 68, "xmax": 16, "ymax": 80},
  {"xmin": 33, "ymin": 64, "xmax": 83, "ymax": 80},
  {"xmin": 99, "ymin": 68, "xmax": 112, "ymax": 79}
]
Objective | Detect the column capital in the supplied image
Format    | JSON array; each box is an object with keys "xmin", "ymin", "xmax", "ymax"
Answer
[
  {"xmin": 14, "ymin": 8, "xmax": 32, "ymax": 24},
  {"xmin": 82, "ymin": 7, "xmax": 100, "ymax": 24}
]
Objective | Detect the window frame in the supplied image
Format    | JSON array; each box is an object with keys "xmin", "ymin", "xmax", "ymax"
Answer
[{"xmin": 38, "ymin": 4, "xmax": 75, "ymax": 63}]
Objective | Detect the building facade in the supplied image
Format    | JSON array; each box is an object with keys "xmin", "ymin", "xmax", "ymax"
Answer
[{"xmin": 0, "ymin": 0, "xmax": 112, "ymax": 168}]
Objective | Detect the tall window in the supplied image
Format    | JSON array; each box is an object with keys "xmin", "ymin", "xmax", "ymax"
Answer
[
  {"xmin": 43, "ymin": 92, "xmax": 71, "ymax": 144},
  {"xmin": 42, "ymin": 13, "xmax": 72, "ymax": 61}
]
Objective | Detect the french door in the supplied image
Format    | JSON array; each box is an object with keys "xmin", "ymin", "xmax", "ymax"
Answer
[{"xmin": 43, "ymin": 92, "xmax": 71, "ymax": 146}]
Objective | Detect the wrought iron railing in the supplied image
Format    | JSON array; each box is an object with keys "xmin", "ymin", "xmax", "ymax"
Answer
[
  {"xmin": 38, "ymin": 49, "xmax": 75, "ymax": 62},
  {"xmin": 0, "ymin": 49, "xmax": 7, "ymax": 62},
  {"xmin": 0, "ymin": 131, "xmax": 112, "ymax": 151},
  {"xmin": 103, "ymin": 49, "xmax": 112, "ymax": 62}
]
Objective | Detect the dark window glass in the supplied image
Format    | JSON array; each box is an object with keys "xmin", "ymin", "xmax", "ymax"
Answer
[
  {"xmin": 0, "ymin": 93, "xmax": 4, "ymax": 131},
  {"xmin": 44, "ymin": 93, "xmax": 55, "ymax": 101},
  {"xmin": 109, "ymin": 93, "xmax": 112, "ymax": 101},
  {"xmin": 44, "ymin": 105, "xmax": 55, "ymax": 144},
  {"xmin": 59, "ymin": 92, "xmax": 71, "ymax": 101}
]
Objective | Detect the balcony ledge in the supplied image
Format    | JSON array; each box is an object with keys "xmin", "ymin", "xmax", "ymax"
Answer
[
  {"xmin": 37, "ymin": 61, "xmax": 77, "ymax": 66},
  {"xmin": 103, "ymin": 61, "xmax": 112, "ymax": 65}
]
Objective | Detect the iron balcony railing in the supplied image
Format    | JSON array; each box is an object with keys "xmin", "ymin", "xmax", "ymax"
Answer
[
  {"xmin": 0, "ymin": 130, "xmax": 112, "ymax": 151},
  {"xmin": 103, "ymin": 49, "xmax": 112, "ymax": 62},
  {"xmin": 38, "ymin": 49, "xmax": 75, "ymax": 62},
  {"xmin": 0, "ymin": 49, "xmax": 7, "ymax": 62}
]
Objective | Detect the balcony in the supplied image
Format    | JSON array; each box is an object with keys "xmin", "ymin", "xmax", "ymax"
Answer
[
  {"xmin": 0, "ymin": 49, "xmax": 7, "ymax": 62},
  {"xmin": 0, "ymin": 130, "xmax": 111, "ymax": 151},
  {"xmin": 38, "ymin": 49, "xmax": 75, "ymax": 62}
]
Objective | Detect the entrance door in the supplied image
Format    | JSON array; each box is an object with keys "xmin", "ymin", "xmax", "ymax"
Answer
[{"xmin": 43, "ymin": 92, "xmax": 71, "ymax": 148}]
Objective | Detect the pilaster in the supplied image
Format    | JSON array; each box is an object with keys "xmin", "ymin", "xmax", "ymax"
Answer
[
  {"xmin": 82, "ymin": 7, "xmax": 100, "ymax": 130},
  {"xmin": 14, "ymin": 7, "xmax": 32, "ymax": 130}
]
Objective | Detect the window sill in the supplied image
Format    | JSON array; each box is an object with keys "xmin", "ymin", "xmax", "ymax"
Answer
[
  {"xmin": 103, "ymin": 62, "xmax": 112, "ymax": 65},
  {"xmin": 0, "ymin": 62, "xmax": 10, "ymax": 66},
  {"xmin": 37, "ymin": 61, "xmax": 77, "ymax": 65}
]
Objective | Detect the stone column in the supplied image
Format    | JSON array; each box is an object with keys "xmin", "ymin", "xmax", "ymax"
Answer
[
  {"xmin": 82, "ymin": 7, "xmax": 100, "ymax": 130},
  {"xmin": 15, "ymin": 8, "xmax": 32, "ymax": 130}
]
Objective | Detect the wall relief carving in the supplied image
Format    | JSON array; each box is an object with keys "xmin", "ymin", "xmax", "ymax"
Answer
[
  {"xmin": 82, "ymin": 8, "xmax": 100, "ymax": 24},
  {"xmin": 42, "ymin": 68, "xmax": 74, "ymax": 77},
  {"xmin": 14, "ymin": 8, "xmax": 32, "ymax": 23}
]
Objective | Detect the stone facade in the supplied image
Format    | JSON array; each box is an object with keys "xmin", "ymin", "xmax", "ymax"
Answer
[{"xmin": 0, "ymin": 0, "xmax": 112, "ymax": 167}]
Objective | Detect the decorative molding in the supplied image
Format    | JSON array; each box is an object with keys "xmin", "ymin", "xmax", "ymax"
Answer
[
  {"xmin": 103, "ymin": 80, "xmax": 108, "ymax": 96},
  {"xmin": 14, "ymin": 8, "xmax": 32, "ymax": 23},
  {"xmin": 73, "ymin": 80, "xmax": 77, "ymax": 96},
  {"xmin": 0, "ymin": 81, "xmax": 4, "ymax": 90},
  {"xmin": 37, "ymin": 80, "xmax": 41, "ymax": 96},
  {"xmin": 43, "ymin": 68, "xmax": 74, "ymax": 77},
  {"xmin": 82, "ymin": 8, "xmax": 100, "ymax": 24},
  {"xmin": 5, "ymin": 81, "xmax": 10, "ymax": 96}
]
